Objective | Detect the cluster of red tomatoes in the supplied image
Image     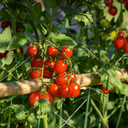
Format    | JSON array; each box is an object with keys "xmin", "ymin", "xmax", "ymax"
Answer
[
  {"xmin": 104, "ymin": 0, "xmax": 117, "ymax": 16},
  {"xmin": 27, "ymin": 45, "xmax": 80, "ymax": 106},
  {"xmin": 104, "ymin": 0, "xmax": 128, "ymax": 16},
  {"xmin": 114, "ymin": 29, "xmax": 128, "ymax": 53},
  {"xmin": 0, "ymin": 19, "xmax": 25, "ymax": 60}
]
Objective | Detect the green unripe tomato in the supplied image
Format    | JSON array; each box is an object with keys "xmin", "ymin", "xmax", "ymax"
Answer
[
  {"xmin": 100, "ymin": 19, "xmax": 110, "ymax": 29},
  {"xmin": 19, "ymin": 11, "xmax": 27, "ymax": 20}
]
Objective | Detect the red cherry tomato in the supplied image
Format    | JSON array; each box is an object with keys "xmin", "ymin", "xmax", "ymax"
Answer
[
  {"xmin": 100, "ymin": 84, "xmax": 111, "ymax": 94},
  {"xmin": 118, "ymin": 0, "xmax": 127, "ymax": 3},
  {"xmin": 60, "ymin": 84, "xmax": 72, "ymax": 98},
  {"xmin": 104, "ymin": 0, "xmax": 113, "ymax": 7},
  {"xmin": 31, "ymin": 56, "xmax": 43, "ymax": 68},
  {"xmin": 29, "ymin": 67, "xmax": 42, "ymax": 79},
  {"xmin": 118, "ymin": 29, "xmax": 127, "ymax": 38},
  {"xmin": 124, "ymin": 40, "xmax": 128, "ymax": 53},
  {"xmin": 60, "ymin": 46, "xmax": 73, "ymax": 59},
  {"xmin": 46, "ymin": 46, "xmax": 58, "ymax": 59},
  {"xmin": 29, "ymin": 91, "xmax": 42, "ymax": 106},
  {"xmin": 56, "ymin": 73, "xmax": 69, "ymax": 86},
  {"xmin": 48, "ymin": 84, "xmax": 61, "ymax": 98},
  {"xmin": 67, "ymin": 72, "xmax": 77, "ymax": 83},
  {"xmin": 1, "ymin": 20, "xmax": 12, "ymax": 29},
  {"xmin": 26, "ymin": 45, "xmax": 38, "ymax": 57},
  {"xmin": 54, "ymin": 60, "xmax": 67, "ymax": 74},
  {"xmin": 43, "ymin": 67, "xmax": 53, "ymax": 78},
  {"xmin": 70, "ymin": 83, "xmax": 80, "ymax": 98},
  {"xmin": 44, "ymin": 59, "xmax": 55, "ymax": 72},
  {"xmin": 124, "ymin": 1, "xmax": 128, "ymax": 10},
  {"xmin": 16, "ymin": 24, "xmax": 25, "ymax": 32},
  {"xmin": 41, "ymin": 93, "xmax": 53, "ymax": 104},
  {"xmin": 114, "ymin": 36, "xmax": 126, "ymax": 49},
  {"xmin": 108, "ymin": 6, "xmax": 117, "ymax": 16}
]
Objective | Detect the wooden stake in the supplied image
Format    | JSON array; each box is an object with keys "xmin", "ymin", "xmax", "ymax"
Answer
[{"xmin": 0, "ymin": 69, "xmax": 128, "ymax": 97}]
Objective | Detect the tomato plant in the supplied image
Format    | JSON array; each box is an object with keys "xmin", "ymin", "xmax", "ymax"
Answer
[{"xmin": 1, "ymin": 0, "xmax": 128, "ymax": 128}]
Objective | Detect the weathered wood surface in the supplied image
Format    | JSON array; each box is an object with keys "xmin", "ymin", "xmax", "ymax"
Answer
[{"xmin": 0, "ymin": 69, "xmax": 128, "ymax": 97}]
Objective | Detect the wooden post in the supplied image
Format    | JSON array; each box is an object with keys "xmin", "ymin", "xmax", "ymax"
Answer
[{"xmin": 0, "ymin": 69, "xmax": 128, "ymax": 97}]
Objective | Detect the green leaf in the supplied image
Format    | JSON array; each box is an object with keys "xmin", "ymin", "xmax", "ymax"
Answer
[
  {"xmin": 3, "ymin": 108, "xmax": 10, "ymax": 121},
  {"xmin": 99, "ymin": 67, "xmax": 123, "ymax": 94},
  {"xmin": 63, "ymin": 6, "xmax": 77, "ymax": 17},
  {"xmin": 39, "ymin": 98, "xmax": 55, "ymax": 115},
  {"xmin": 74, "ymin": 12, "xmax": 93, "ymax": 27},
  {"xmin": 28, "ymin": 113, "xmax": 37, "ymax": 127},
  {"xmin": 33, "ymin": 17, "xmax": 40, "ymax": 26},
  {"xmin": 38, "ymin": 98, "xmax": 56, "ymax": 127},
  {"xmin": 7, "ymin": 33, "xmax": 27, "ymax": 50},
  {"xmin": 28, "ymin": 3, "xmax": 42, "ymax": 21},
  {"xmin": 100, "ymin": 50, "xmax": 110, "ymax": 65},
  {"xmin": 12, "ymin": 104, "xmax": 27, "ymax": 120},
  {"xmin": 2, "ymin": 51, "xmax": 14, "ymax": 65},
  {"xmin": 0, "ymin": 27, "xmax": 12, "ymax": 53},
  {"xmin": 48, "ymin": 32, "xmax": 77, "ymax": 46},
  {"xmin": 34, "ymin": 100, "xmax": 40, "ymax": 107},
  {"xmin": 45, "ymin": 0, "xmax": 56, "ymax": 8},
  {"xmin": 122, "ymin": 83, "xmax": 128, "ymax": 96}
]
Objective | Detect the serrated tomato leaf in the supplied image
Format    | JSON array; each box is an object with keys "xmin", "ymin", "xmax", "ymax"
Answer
[
  {"xmin": 100, "ymin": 50, "xmax": 110, "ymax": 65},
  {"xmin": 2, "ymin": 51, "xmax": 14, "ymax": 65},
  {"xmin": 7, "ymin": 33, "xmax": 27, "ymax": 50},
  {"xmin": 28, "ymin": 113, "xmax": 37, "ymax": 127},
  {"xmin": 0, "ymin": 27, "xmax": 12, "ymax": 53},
  {"xmin": 48, "ymin": 32, "xmax": 77, "ymax": 46},
  {"xmin": 99, "ymin": 67, "xmax": 123, "ymax": 94},
  {"xmin": 63, "ymin": 6, "xmax": 77, "ymax": 17},
  {"xmin": 45, "ymin": 0, "xmax": 56, "ymax": 8},
  {"xmin": 12, "ymin": 104, "xmax": 27, "ymax": 120},
  {"xmin": 74, "ymin": 12, "xmax": 93, "ymax": 27}
]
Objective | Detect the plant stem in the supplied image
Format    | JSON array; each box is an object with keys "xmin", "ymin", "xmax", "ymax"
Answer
[
  {"xmin": 37, "ymin": 105, "xmax": 41, "ymax": 128},
  {"xmin": 59, "ymin": 98, "xmax": 63, "ymax": 128},
  {"xmin": 116, "ymin": 95, "xmax": 126, "ymax": 128},
  {"xmin": 43, "ymin": 114, "xmax": 48, "ymax": 128},
  {"xmin": 91, "ymin": 98, "xmax": 109, "ymax": 128}
]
